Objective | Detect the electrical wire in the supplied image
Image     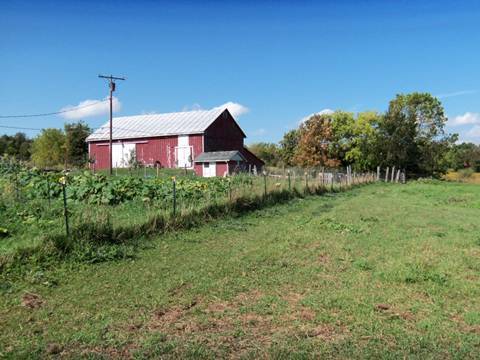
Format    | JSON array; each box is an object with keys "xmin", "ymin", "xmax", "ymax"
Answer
[
  {"xmin": 0, "ymin": 124, "xmax": 155, "ymax": 136},
  {"xmin": 0, "ymin": 125, "xmax": 43, "ymax": 131},
  {"xmin": 0, "ymin": 99, "xmax": 110, "ymax": 118}
]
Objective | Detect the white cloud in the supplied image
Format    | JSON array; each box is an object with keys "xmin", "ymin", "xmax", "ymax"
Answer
[
  {"xmin": 450, "ymin": 112, "xmax": 480, "ymax": 126},
  {"xmin": 467, "ymin": 125, "xmax": 480, "ymax": 138},
  {"xmin": 215, "ymin": 101, "xmax": 249, "ymax": 117},
  {"xmin": 60, "ymin": 97, "xmax": 121, "ymax": 120},
  {"xmin": 299, "ymin": 108, "xmax": 334, "ymax": 124},
  {"xmin": 180, "ymin": 101, "xmax": 249, "ymax": 118},
  {"xmin": 436, "ymin": 90, "xmax": 477, "ymax": 99},
  {"xmin": 181, "ymin": 103, "xmax": 203, "ymax": 112}
]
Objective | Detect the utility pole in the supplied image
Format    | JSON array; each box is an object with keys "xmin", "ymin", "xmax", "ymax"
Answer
[{"xmin": 98, "ymin": 74, "xmax": 126, "ymax": 175}]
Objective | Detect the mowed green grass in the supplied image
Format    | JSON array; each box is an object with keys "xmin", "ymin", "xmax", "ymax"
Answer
[{"xmin": 1, "ymin": 182, "xmax": 479, "ymax": 358}]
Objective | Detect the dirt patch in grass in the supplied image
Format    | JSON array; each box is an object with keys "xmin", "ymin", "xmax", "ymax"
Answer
[{"xmin": 21, "ymin": 292, "xmax": 43, "ymax": 309}]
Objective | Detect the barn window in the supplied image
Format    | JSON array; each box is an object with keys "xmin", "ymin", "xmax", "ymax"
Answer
[{"xmin": 204, "ymin": 163, "xmax": 209, "ymax": 168}]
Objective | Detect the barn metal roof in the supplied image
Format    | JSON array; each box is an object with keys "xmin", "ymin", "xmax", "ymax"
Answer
[
  {"xmin": 86, "ymin": 107, "xmax": 227, "ymax": 142},
  {"xmin": 194, "ymin": 151, "xmax": 245, "ymax": 163}
]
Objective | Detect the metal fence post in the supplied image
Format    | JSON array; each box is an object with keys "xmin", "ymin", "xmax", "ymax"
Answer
[
  {"xmin": 172, "ymin": 177, "xmax": 177, "ymax": 216},
  {"xmin": 61, "ymin": 177, "xmax": 70, "ymax": 239}
]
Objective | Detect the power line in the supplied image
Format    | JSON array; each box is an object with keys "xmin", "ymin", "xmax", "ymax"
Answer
[
  {"xmin": 0, "ymin": 125, "xmax": 43, "ymax": 131},
  {"xmin": 0, "ymin": 124, "xmax": 153, "ymax": 136},
  {"xmin": 0, "ymin": 99, "xmax": 110, "ymax": 119}
]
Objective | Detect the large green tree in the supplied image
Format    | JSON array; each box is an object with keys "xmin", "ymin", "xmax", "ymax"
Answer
[
  {"xmin": 31, "ymin": 128, "xmax": 66, "ymax": 168},
  {"xmin": 279, "ymin": 129, "xmax": 299, "ymax": 166},
  {"xmin": 377, "ymin": 93, "xmax": 455, "ymax": 176},
  {"xmin": 64, "ymin": 121, "xmax": 91, "ymax": 167}
]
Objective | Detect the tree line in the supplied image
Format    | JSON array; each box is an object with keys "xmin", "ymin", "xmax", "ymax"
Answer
[
  {"xmin": 0, "ymin": 122, "xmax": 91, "ymax": 168},
  {"xmin": 248, "ymin": 92, "xmax": 480, "ymax": 176},
  {"xmin": 1, "ymin": 93, "xmax": 479, "ymax": 175}
]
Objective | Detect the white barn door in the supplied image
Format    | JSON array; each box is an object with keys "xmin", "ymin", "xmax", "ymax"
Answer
[
  {"xmin": 176, "ymin": 135, "xmax": 192, "ymax": 168},
  {"xmin": 203, "ymin": 162, "xmax": 216, "ymax": 177},
  {"xmin": 112, "ymin": 143, "xmax": 136, "ymax": 168}
]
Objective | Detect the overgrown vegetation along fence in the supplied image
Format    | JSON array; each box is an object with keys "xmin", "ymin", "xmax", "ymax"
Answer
[{"xmin": 0, "ymin": 158, "xmax": 382, "ymax": 272}]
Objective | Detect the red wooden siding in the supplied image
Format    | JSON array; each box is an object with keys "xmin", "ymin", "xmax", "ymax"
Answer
[
  {"xmin": 216, "ymin": 162, "xmax": 228, "ymax": 177},
  {"xmin": 204, "ymin": 112, "xmax": 245, "ymax": 152},
  {"xmin": 136, "ymin": 136, "xmax": 178, "ymax": 168},
  {"xmin": 240, "ymin": 147, "xmax": 264, "ymax": 171},
  {"xmin": 189, "ymin": 134, "xmax": 203, "ymax": 162},
  {"xmin": 89, "ymin": 136, "xmax": 178, "ymax": 170},
  {"xmin": 89, "ymin": 142, "xmax": 110, "ymax": 170},
  {"xmin": 194, "ymin": 163, "xmax": 203, "ymax": 176}
]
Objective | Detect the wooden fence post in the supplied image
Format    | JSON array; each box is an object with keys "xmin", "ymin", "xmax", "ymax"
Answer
[
  {"xmin": 46, "ymin": 174, "xmax": 51, "ymax": 207},
  {"xmin": 385, "ymin": 167, "xmax": 389, "ymax": 182},
  {"xmin": 391, "ymin": 166, "xmax": 395, "ymax": 183},
  {"xmin": 396, "ymin": 169, "xmax": 400, "ymax": 183},
  {"xmin": 263, "ymin": 171, "xmax": 267, "ymax": 197},
  {"xmin": 377, "ymin": 166, "xmax": 380, "ymax": 181},
  {"xmin": 288, "ymin": 170, "xmax": 291, "ymax": 191}
]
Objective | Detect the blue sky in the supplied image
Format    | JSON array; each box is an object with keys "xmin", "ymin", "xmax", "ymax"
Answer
[{"xmin": 1, "ymin": 0, "xmax": 480, "ymax": 143}]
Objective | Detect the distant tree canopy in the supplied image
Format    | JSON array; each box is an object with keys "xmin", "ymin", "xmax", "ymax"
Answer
[
  {"xmin": 279, "ymin": 129, "xmax": 299, "ymax": 166},
  {"xmin": 447, "ymin": 142, "xmax": 480, "ymax": 171},
  {"xmin": 376, "ymin": 93, "xmax": 455, "ymax": 176},
  {"xmin": 65, "ymin": 121, "xmax": 91, "ymax": 167},
  {"xmin": 31, "ymin": 128, "xmax": 66, "ymax": 168},
  {"xmin": 250, "ymin": 92, "xmax": 457, "ymax": 177},
  {"xmin": 294, "ymin": 113, "xmax": 340, "ymax": 168},
  {"xmin": 30, "ymin": 122, "xmax": 91, "ymax": 168},
  {"xmin": 0, "ymin": 133, "xmax": 32, "ymax": 161},
  {"xmin": 247, "ymin": 142, "xmax": 281, "ymax": 167}
]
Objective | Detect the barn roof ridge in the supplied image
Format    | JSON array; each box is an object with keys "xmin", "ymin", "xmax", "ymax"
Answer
[{"xmin": 86, "ymin": 106, "xmax": 229, "ymax": 142}]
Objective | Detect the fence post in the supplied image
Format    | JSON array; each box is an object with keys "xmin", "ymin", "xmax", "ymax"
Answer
[
  {"xmin": 391, "ymin": 166, "xmax": 395, "ymax": 183},
  {"xmin": 304, "ymin": 171, "xmax": 308, "ymax": 193},
  {"xmin": 396, "ymin": 169, "xmax": 400, "ymax": 183},
  {"xmin": 228, "ymin": 180, "xmax": 232, "ymax": 202},
  {"xmin": 377, "ymin": 166, "xmax": 380, "ymax": 181},
  {"xmin": 385, "ymin": 167, "xmax": 389, "ymax": 182},
  {"xmin": 14, "ymin": 172, "xmax": 19, "ymax": 202},
  {"xmin": 60, "ymin": 177, "xmax": 70, "ymax": 239},
  {"xmin": 46, "ymin": 175, "xmax": 51, "ymax": 207},
  {"xmin": 263, "ymin": 171, "xmax": 267, "ymax": 197},
  {"xmin": 172, "ymin": 177, "xmax": 177, "ymax": 216},
  {"xmin": 288, "ymin": 170, "xmax": 291, "ymax": 191}
]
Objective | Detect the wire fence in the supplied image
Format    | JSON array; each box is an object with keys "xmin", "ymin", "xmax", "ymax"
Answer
[{"xmin": 0, "ymin": 163, "xmax": 400, "ymax": 256}]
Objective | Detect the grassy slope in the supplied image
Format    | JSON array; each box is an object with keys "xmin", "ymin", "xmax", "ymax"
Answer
[{"xmin": 1, "ymin": 182, "xmax": 479, "ymax": 358}]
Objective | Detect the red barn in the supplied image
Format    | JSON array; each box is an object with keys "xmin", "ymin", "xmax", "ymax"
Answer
[{"xmin": 86, "ymin": 107, "xmax": 264, "ymax": 177}]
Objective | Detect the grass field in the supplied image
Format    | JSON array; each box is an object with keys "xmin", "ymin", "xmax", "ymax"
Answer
[{"xmin": 1, "ymin": 181, "xmax": 479, "ymax": 358}]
